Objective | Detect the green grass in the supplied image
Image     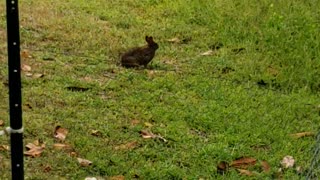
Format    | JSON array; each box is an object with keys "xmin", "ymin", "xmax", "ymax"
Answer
[{"xmin": 0, "ymin": 0, "xmax": 320, "ymax": 179}]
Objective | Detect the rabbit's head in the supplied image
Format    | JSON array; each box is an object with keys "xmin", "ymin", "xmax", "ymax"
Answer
[{"xmin": 145, "ymin": 36, "xmax": 159, "ymax": 50}]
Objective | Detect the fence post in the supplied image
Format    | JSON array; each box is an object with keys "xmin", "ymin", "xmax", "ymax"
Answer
[{"xmin": 6, "ymin": 0, "xmax": 24, "ymax": 179}]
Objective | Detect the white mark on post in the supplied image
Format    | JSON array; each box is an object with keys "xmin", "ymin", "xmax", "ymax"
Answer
[
  {"xmin": 11, "ymin": 1, "xmax": 15, "ymax": 4},
  {"xmin": 16, "ymin": 164, "xmax": 20, "ymax": 167},
  {"xmin": 15, "ymin": 104, "xmax": 18, "ymax": 107},
  {"xmin": 13, "ymin": 42, "xmax": 17, "ymax": 45},
  {"xmin": 13, "ymin": 69, "xmax": 18, "ymax": 72}
]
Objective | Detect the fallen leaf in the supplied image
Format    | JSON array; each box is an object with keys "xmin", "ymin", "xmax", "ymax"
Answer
[
  {"xmin": 85, "ymin": 177, "xmax": 97, "ymax": 180},
  {"xmin": 230, "ymin": 157, "xmax": 257, "ymax": 169},
  {"xmin": 25, "ymin": 72, "xmax": 33, "ymax": 77},
  {"xmin": 21, "ymin": 50, "xmax": 32, "ymax": 59},
  {"xmin": 53, "ymin": 143, "xmax": 72, "ymax": 150},
  {"xmin": 280, "ymin": 155, "xmax": 295, "ymax": 168},
  {"xmin": 217, "ymin": 161, "xmax": 229, "ymax": 174},
  {"xmin": 296, "ymin": 166, "xmax": 303, "ymax": 174},
  {"xmin": 144, "ymin": 122, "xmax": 153, "ymax": 128},
  {"xmin": 0, "ymin": 145, "xmax": 10, "ymax": 151},
  {"xmin": 77, "ymin": 158, "xmax": 92, "ymax": 167},
  {"xmin": 69, "ymin": 151, "xmax": 78, "ymax": 157},
  {"xmin": 114, "ymin": 141, "xmax": 138, "ymax": 150},
  {"xmin": 131, "ymin": 119, "xmax": 140, "ymax": 126},
  {"xmin": 290, "ymin": 132, "xmax": 315, "ymax": 139},
  {"xmin": 109, "ymin": 175, "xmax": 125, "ymax": 180},
  {"xmin": 33, "ymin": 73, "xmax": 45, "ymax": 78},
  {"xmin": 200, "ymin": 50, "xmax": 215, "ymax": 56},
  {"xmin": 24, "ymin": 142, "xmax": 45, "ymax": 157},
  {"xmin": 147, "ymin": 70, "xmax": 156, "ymax": 77},
  {"xmin": 237, "ymin": 169, "xmax": 255, "ymax": 176},
  {"xmin": 21, "ymin": 64, "xmax": 31, "ymax": 72},
  {"xmin": 261, "ymin": 160, "xmax": 271, "ymax": 173},
  {"xmin": 32, "ymin": 139, "xmax": 41, "ymax": 146},
  {"xmin": 24, "ymin": 103, "xmax": 33, "ymax": 109},
  {"xmin": 90, "ymin": 130, "xmax": 102, "ymax": 137},
  {"xmin": 139, "ymin": 130, "xmax": 168, "ymax": 142},
  {"xmin": 140, "ymin": 130, "xmax": 156, "ymax": 139},
  {"xmin": 167, "ymin": 37, "xmax": 191, "ymax": 44},
  {"xmin": 0, "ymin": 120, "xmax": 4, "ymax": 126},
  {"xmin": 167, "ymin": 37, "xmax": 180, "ymax": 43},
  {"xmin": 54, "ymin": 126, "xmax": 68, "ymax": 141}
]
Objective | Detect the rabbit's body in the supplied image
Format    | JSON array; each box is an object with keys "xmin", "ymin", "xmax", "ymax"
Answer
[{"xmin": 121, "ymin": 36, "xmax": 159, "ymax": 68}]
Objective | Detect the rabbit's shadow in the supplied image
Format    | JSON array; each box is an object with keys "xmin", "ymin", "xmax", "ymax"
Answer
[{"xmin": 144, "ymin": 63, "xmax": 176, "ymax": 72}]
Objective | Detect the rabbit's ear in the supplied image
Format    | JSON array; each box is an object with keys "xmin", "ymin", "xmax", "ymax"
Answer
[{"xmin": 146, "ymin": 36, "xmax": 154, "ymax": 43}]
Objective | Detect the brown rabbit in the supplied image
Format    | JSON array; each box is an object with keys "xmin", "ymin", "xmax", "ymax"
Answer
[{"xmin": 121, "ymin": 36, "xmax": 159, "ymax": 68}]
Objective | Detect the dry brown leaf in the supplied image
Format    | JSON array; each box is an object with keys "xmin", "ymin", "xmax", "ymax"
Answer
[
  {"xmin": 296, "ymin": 166, "xmax": 303, "ymax": 174},
  {"xmin": 32, "ymin": 139, "xmax": 41, "ymax": 146},
  {"xmin": 54, "ymin": 126, "xmax": 68, "ymax": 141},
  {"xmin": 217, "ymin": 161, "xmax": 229, "ymax": 174},
  {"xmin": 69, "ymin": 151, "xmax": 78, "ymax": 157},
  {"xmin": 21, "ymin": 50, "xmax": 32, "ymax": 59},
  {"xmin": 77, "ymin": 158, "xmax": 92, "ymax": 167},
  {"xmin": 90, "ymin": 130, "xmax": 102, "ymax": 137},
  {"xmin": 114, "ymin": 141, "xmax": 138, "ymax": 150},
  {"xmin": 167, "ymin": 37, "xmax": 180, "ymax": 43},
  {"xmin": 109, "ymin": 175, "xmax": 125, "ymax": 180},
  {"xmin": 33, "ymin": 73, "xmax": 45, "ymax": 78},
  {"xmin": 25, "ymin": 72, "xmax": 33, "ymax": 77},
  {"xmin": 290, "ymin": 132, "xmax": 315, "ymax": 139},
  {"xmin": 24, "ymin": 103, "xmax": 33, "ymax": 109},
  {"xmin": 147, "ymin": 70, "xmax": 155, "ymax": 77},
  {"xmin": 261, "ymin": 160, "xmax": 271, "ymax": 173},
  {"xmin": 237, "ymin": 169, "xmax": 255, "ymax": 176},
  {"xmin": 0, "ymin": 120, "xmax": 4, "ymax": 126},
  {"xmin": 230, "ymin": 157, "xmax": 257, "ymax": 169},
  {"xmin": 21, "ymin": 64, "xmax": 31, "ymax": 72},
  {"xmin": 24, "ymin": 142, "xmax": 45, "ymax": 157},
  {"xmin": 281, "ymin": 156, "xmax": 295, "ymax": 168},
  {"xmin": 140, "ymin": 130, "xmax": 156, "ymax": 139},
  {"xmin": 139, "ymin": 130, "xmax": 168, "ymax": 142},
  {"xmin": 131, "ymin": 119, "xmax": 140, "ymax": 126},
  {"xmin": 200, "ymin": 50, "xmax": 215, "ymax": 56},
  {"xmin": 0, "ymin": 145, "xmax": 10, "ymax": 151},
  {"xmin": 53, "ymin": 143, "xmax": 72, "ymax": 150},
  {"xmin": 84, "ymin": 177, "xmax": 97, "ymax": 180}
]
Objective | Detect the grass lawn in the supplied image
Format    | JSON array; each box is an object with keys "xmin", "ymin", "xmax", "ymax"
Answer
[{"xmin": 0, "ymin": 0, "xmax": 320, "ymax": 179}]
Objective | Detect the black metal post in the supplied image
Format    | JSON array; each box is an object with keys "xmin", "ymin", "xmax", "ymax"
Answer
[{"xmin": 6, "ymin": 0, "xmax": 24, "ymax": 179}]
